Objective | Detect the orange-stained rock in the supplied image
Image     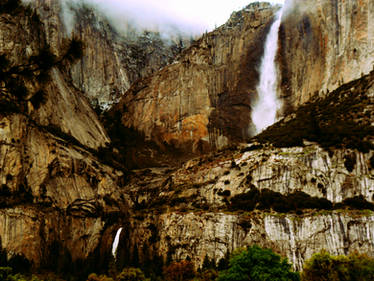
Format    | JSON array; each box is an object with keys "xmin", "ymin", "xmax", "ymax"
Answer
[
  {"xmin": 113, "ymin": 2, "xmax": 278, "ymax": 153},
  {"xmin": 279, "ymin": 0, "xmax": 374, "ymax": 112}
]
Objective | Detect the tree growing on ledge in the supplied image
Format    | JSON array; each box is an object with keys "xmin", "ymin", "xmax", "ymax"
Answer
[{"xmin": 217, "ymin": 246, "xmax": 300, "ymax": 281}]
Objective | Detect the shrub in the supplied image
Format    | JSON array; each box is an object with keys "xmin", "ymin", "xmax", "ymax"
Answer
[
  {"xmin": 197, "ymin": 269, "xmax": 218, "ymax": 281},
  {"xmin": 30, "ymin": 90, "xmax": 47, "ymax": 109},
  {"xmin": 229, "ymin": 188, "xmax": 332, "ymax": 213},
  {"xmin": 65, "ymin": 38, "xmax": 84, "ymax": 63},
  {"xmin": 229, "ymin": 188, "xmax": 259, "ymax": 212},
  {"xmin": 217, "ymin": 246, "xmax": 299, "ymax": 281},
  {"xmin": 163, "ymin": 260, "xmax": 195, "ymax": 281},
  {"xmin": 87, "ymin": 273, "xmax": 114, "ymax": 281},
  {"xmin": 0, "ymin": 266, "xmax": 45, "ymax": 281},
  {"xmin": 0, "ymin": 267, "xmax": 12, "ymax": 280},
  {"xmin": 301, "ymin": 250, "xmax": 374, "ymax": 281},
  {"xmin": 341, "ymin": 196, "xmax": 374, "ymax": 211},
  {"xmin": 344, "ymin": 154, "xmax": 356, "ymax": 172},
  {"xmin": 116, "ymin": 268, "xmax": 149, "ymax": 281}
]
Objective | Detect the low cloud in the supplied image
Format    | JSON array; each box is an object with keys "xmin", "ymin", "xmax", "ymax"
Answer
[
  {"xmin": 56, "ymin": 0, "xmax": 287, "ymax": 40},
  {"xmin": 61, "ymin": 0, "xmax": 206, "ymax": 39}
]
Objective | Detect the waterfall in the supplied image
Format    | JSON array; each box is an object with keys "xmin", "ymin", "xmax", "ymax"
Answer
[
  {"xmin": 112, "ymin": 227, "xmax": 123, "ymax": 259},
  {"xmin": 251, "ymin": 7, "xmax": 283, "ymax": 134}
]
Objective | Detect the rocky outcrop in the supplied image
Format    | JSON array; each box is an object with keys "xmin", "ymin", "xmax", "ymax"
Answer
[
  {"xmin": 279, "ymin": 0, "xmax": 374, "ymax": 111},
  {"xmin": 125, "ymin": 144, "xmax": 374, "ymax": 211},
  {"xmin": 0, "ymin": 112, "xmax": 127, "ymax": 267},
  {"xmin": 31, "ymin": 0, "xmax": 183, "ymax": 108},
  {"xmin": 113, "ymin": 3, "xmax": 278, "ymax": 153},
  {"xmin": 0, "ymin": 207, "xmax": 105, "ymax": 267},
  {"xmin": 0, "ymin": 3, "xmax": 127, "ymax": 269},
  {"xmin": 125, "ymin": 211, "xmax": 374, "ymax": 271},
  {"xmin": 121, "ymin": 71, "xmax": 374, "ymax": 270},
  {"xmin": 122, "ymin": 138, "xmax": 374, "ymax": 270},
  {"xmin": 0, "ymin": 4, "xmax": 109, "ymax": 150},
  {"xmin": 1, "ymin": 0, "xmax": 374, "ymax": 276},
  {"xmin": 111, "ymin": 0, "xmax": 374, "ymax": 156}
]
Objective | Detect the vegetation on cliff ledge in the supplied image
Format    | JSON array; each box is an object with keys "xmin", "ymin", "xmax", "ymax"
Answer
[
  {"xmin": 228, "ymin": 186, "xmax": 374, "ymax": 214},
  {"xmin": 255, "ymin": 71, "xmax": 374, "ymax": 153}
]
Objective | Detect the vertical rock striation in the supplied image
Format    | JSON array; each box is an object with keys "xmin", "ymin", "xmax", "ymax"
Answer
[
  {"xmin": 113, "ymin": 3, "xmax": 278, "ymax": 153},
  {"xmin": 0, "ymin": 3, "xmax": 128, "ymax": 269},
  {"xmin": 126, "ymin": 211, "xmax": 374, "ymax": 271},
  {"xmin": 31, "ymin": 0, "xmax": 184, "ymax": 108},
  {"xmin": 279, "ymin": 0, "xmax": 374, "ymax": 111}
]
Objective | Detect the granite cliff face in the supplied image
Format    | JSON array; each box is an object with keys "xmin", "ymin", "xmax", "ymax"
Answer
[
  {"xmin": 279, "ymin": 0, "xmax": 374, "ymax": 111},
  {"xmin": 113, "ymin": 2, "xmax": 277, "ymax": 153},
  {"xmin": 0, "ymin": 0, "xmax": 374, "ymax": 277},
  {"xmin": 126, "ymin": 211, "xmax": 374, "ymax": 271},
  {"xmin": 122, "ymin": 142, "xmax": 374, "ymax": 270},
  {"xmin": 112, "ymin": 0, "xmax": 374, "ymax": 154},
  {"xmin": 117, "ymin": 68, "xmax": 374, "ymax": 271},
  {"xmin": 0, "ymin": 3, "xmax": 127, "ymax": 270},
  {"xmin": 31, "ymin": 0, "xmax": 184, "ymax": 108}
]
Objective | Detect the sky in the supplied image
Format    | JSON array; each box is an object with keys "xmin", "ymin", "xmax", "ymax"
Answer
[{"xmin": 74, "ymin": 0, "xmax": 285, "ymax": 36}]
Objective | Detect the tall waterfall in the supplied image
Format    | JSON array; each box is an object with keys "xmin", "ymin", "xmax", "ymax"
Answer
[
  {"xmin": 112, "ymin": 227, "xmax": 123, "ymax": 259},
  {"xmin": 251, "ymin": 7, "xmax": 283, "ymax": 134}
]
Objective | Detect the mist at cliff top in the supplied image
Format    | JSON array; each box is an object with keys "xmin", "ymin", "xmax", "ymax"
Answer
[{"xmin": 62, "ymin": 0, "xmax": 285, "ymax": 37}]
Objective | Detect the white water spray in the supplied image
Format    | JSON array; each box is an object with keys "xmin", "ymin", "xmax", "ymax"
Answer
[
  {"xmin": 251, "ymin": 7, "xmax": 283, "ymax": 134},
  {"xmin": 112, "ymin": 227, "xmax": 123, "ymax": 259}
]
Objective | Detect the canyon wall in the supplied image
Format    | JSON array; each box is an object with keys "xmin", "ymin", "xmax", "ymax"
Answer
[
  {"xmin": 113, "ymin": 0, "xmax": 374, "ymax": 153},
  {"xmin": 31, "ymin": 0, "xmax": 182, "ymax": 108},
  {"xmin": 120, "ymin": 70, "xmax": 374, "ymax": 270},
  {"xmin": 279, "ymin": 0, "xmax": 374, "ymax": 111},
  {"xmin": 122, "ymin": 142, "xmax": 374, "ymax": 270},
  {"xmin": 0, "ymin": 4, "xmax": 127, "ymax": 269},
  {"xmin": 1, "ymin": 0, "xmax": 374, "ymax": 276},
  {"xmin": 113, "ymin": 3, "xmax": 277, "ymax": 153},
  {"xmin": 126, "ymin": 211, "xmax": 374, "ymax": 271}
]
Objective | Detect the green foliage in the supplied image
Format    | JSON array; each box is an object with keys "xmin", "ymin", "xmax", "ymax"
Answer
[
  {"xmin": 217, "ymin": 246, "xmax": 299, "ymax": 281},
  {"xmin": 116, "ymin": 267, "xmax": 150, "ymax": 281},
  {"xmin": 163, "ymin": 260, "xmax": 195, "ymax": 281},
  {"xmin": 301, "ymin": 250, "xmax": 374, "ymax": 281}
]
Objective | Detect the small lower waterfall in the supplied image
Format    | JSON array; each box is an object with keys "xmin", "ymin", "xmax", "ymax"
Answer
[
  {"xmin": 112, "ymin": 227, "xmax": 123, "ymax": 259},
  {"xmin": 251, "ymin": 7, "xmax": 283, "ymax": 134}
]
